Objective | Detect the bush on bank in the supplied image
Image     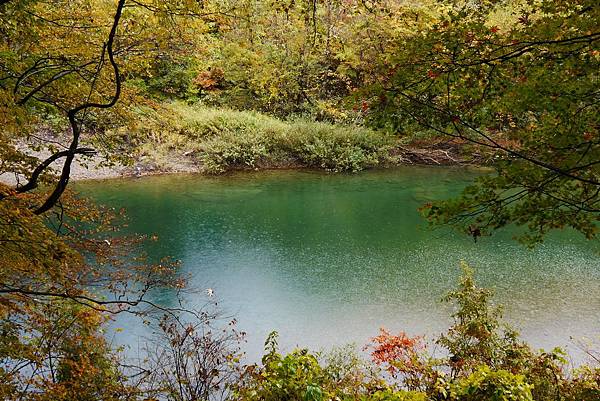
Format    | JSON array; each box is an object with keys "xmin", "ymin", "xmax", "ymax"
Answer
[{"xmin": 124, "ymin": 102, "xmax": 395, "ymax": 173}]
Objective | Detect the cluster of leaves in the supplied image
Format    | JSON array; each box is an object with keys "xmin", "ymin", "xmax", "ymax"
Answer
[
  {"xmin": 236, "ymin": 263, "xmax": 600, "ymax": 401},
  {"xmin": 0, "ymin": 184, "xmax": 186, "ymax": 399},
  {"xmin": 350, "ymin": 0, "xmax": 600, "ymax": 244},
  {"xmin": 448, "ymin": 366, "xmax": 533, "ymax": 401},
  {"xmin": 0, "ymin": 0, "xmax": 224, "ymax": 209}
]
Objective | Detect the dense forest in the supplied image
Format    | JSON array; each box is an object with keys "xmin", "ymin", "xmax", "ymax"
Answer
[{"xmin": 1, "ymin": 0, "xmax": 599, "ymax": 400}]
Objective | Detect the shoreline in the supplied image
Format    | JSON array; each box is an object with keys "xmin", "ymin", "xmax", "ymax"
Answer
[
  {"xmin": 1, "ymin": 142, "xmax": 479, "ymax": 186},
  {"xmin": 1, "ymin": 149, "xmax": 485, "ymax": 186}
]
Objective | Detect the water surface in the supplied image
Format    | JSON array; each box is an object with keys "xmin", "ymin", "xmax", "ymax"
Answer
[{"xmin": 78, "ymin": 167, "xmax": 600, "ymax": 362}]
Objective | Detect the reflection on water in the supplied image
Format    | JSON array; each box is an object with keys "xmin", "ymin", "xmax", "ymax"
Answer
[{"xmin": 78, "ymin": 167, "xmax": 600, "ymax": 362}]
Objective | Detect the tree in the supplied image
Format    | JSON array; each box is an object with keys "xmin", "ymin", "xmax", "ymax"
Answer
[
  {"xmin": 0, "ymin": 1, "xmax": 224, "ymax": 398},
  {"xmin": 190, "ymin": 0, "xmax": 444, "ymax": 119},
  {"xmin": 0, "ymin": 0, "xmax": 216, "ymax": 210},
  {"xmin": 361, "ymin": 0, "xmax": 600, "ymax": 244}
]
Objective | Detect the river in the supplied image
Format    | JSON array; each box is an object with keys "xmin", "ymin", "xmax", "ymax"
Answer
[{"xmin": 78, "ymin": 167, "xmax": 600, "ymax": 363}]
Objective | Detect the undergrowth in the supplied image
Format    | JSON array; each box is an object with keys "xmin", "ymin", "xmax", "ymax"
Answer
[{"xmin": 124, "ymin": 102, "xmax": 395, "ymax": 173}]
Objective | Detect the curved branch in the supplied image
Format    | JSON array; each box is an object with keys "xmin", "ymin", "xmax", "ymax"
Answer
[
  {"xmin": 35, "ymin": 0, "xmax": 126, "ymax": 215},
  {"xmin": 16, "ymin": 61, "xmax": 97, "ymax": 105},
  {"xmin": 10, "ymin": 147, "xmax": 96, "ymax": 195}
]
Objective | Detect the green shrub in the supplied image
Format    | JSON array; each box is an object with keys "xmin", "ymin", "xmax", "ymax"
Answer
[
  {"xmin": 289, "ymin": 121, "xmax": 390, "ymax": 172},
  {"xmin": 200, "ymin": 130, "xmax": 271, "ymax": 173},
  {"xmin": 562, "ymin": 366, "xmax": 600, "ymax": 401},
  {"xmin": 356, "ymin": 389, "xmax": 427, "ymax": 401},
  {"xmin": 321, "ymin": 344, "xmax": 385, "ymax": 397},
  {"xmin": 233, "ymin": 332, "xmax": 329, "ymax": 401},
  {"xmin": 233, "ymin": 332, "xmax": 427, "ymax": 401},
  {"xmin": 437, "ymin": 261, "xmax": 532, "ymax": 375},
  {"xmin": 129, "ymin": 102, "xmax": 394, "ymax": 173},
  {"xmin": 449, "ymin": 366, "xmax": 533, "ymax": 401}
]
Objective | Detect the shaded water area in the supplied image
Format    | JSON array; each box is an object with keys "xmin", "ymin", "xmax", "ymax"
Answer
[{"xmin": 78, "ymin": 167, "xmax": 600, "ymax": 363}]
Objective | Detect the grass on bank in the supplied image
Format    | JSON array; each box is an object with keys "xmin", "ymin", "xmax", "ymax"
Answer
[{"xmin": 124, "ymin": 102, "xmax": 396, "ymax": 173}]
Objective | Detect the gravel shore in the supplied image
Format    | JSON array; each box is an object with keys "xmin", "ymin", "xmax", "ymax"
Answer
[{"xmin": 0, "ymin": 148, "xmax": 199, "ymax": 186}]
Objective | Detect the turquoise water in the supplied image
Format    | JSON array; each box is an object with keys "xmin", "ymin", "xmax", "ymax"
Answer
[{"xmin": 78, "ymin": 167, "xmax": 600, "ymax": 362}]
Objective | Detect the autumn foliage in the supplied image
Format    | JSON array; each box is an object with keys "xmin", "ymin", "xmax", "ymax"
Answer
[{"xmin": 367, "ymin": 329, "xmax": 423, "ymax": 376}]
